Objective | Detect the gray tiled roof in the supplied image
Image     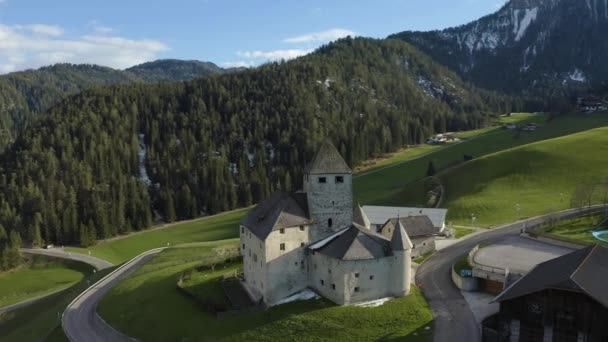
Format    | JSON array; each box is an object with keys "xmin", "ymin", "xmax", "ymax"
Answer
[
  {"xmin": 494, "ymin": 244, "xmax": 608, "ymax": 307},
  {"xmin": 240, "ymin": 192, "xmax": 312, "ymax": 240},
  {"xmin": 362, "ymin": 205, "xmax": 447, "ymax": 230},
  {"xmin": 353, "ymin": 204, "xmax": 371, "ymax": 229},
  {"xmin": 391, "ymin": 219, "xmax": 413, "ymax": 251},
  {"xmin": 311, "ymin": 224, "xmax": 392, "ymax": 261},
  {"xmin": 304, "ymin": 139, "xmax": 351, "ymax": 175},
  {"xmin": 380, "ymin": 216, "xmax": 436, "ymax": 238}
]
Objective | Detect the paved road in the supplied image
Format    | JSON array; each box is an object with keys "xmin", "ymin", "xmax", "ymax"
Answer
[
  {"xmin": 62, "ymin": 249, "xmax": 163, "ymax": 342},
  {"xmin": 416, "ymin": 206, "xmax": 605, "ymax": 342},
  {"xmin": 0, "ymin": 248, "xmax": 115, "ymax": 315},
  {"xmin": 21, "ymin": 247, "xmax": 114, "ymax": 270}
]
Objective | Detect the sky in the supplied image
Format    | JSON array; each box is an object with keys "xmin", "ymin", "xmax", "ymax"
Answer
[{"xmin": 0, "ymin": 0, "xmax": 508, "ymax": 74}]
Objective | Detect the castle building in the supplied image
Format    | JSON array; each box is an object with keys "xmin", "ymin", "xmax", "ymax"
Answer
[{"xmin": 240, "ymin": 139, "xmax": 413, "ymax": 306}]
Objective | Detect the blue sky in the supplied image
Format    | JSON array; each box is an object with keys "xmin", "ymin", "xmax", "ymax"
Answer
[{"xmin": 0, "ymin": 0, "xmax": 507, "ymax": 73}]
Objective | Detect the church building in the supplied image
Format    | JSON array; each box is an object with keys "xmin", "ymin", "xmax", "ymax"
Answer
[{"xmin": 239, "ymin": 139, "xmax": 413, "ymax": 306}]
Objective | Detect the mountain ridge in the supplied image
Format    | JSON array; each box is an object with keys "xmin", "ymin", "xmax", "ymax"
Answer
[{"xmin": 390, "ymin": 0, "xmax": 608, "ymax": 96}]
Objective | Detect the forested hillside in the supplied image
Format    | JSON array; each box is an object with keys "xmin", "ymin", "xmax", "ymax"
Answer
[
  {"xmin": 0, "ymin": 61, "xmax": 229, "ymax": 150},
  {"xmin": 0, "ymin": 37, "xmax": 518, "ymax": 247}
]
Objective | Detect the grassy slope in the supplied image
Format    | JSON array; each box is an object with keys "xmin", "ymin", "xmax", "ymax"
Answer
[
  {"xmin": 99, "ymin": 246, "xmax": 433, "ymax": 342},
  {"xmin": 66, "ymin": 209, "xmax": 247, "ymax": 264},
  {"xmin": 0, "ymin": 256, "xmax": 93, "ymax": 308},
  {"xmin": 536, "ymin": 213, "xmax": 608, "ymax": 245},
  {"xmin": 0, "ymin": 266, "xmax": 114, "ymax": 342},
  {"xmin": 354, "ymin": 113, "xmax": 608, "ymax": 206},
  {"xmin": 428, "ymin": 126, "xmax": 608, "ymax": 227}
]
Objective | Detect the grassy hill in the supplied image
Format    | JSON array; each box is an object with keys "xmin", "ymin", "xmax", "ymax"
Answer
[
  {"xmin": 98, "ymin": 245, "xmax": 433, "ymax": 342},
  {"xmin": 0, "ymin": 255, "xmax": 93, "ymax": 309},
  {"xmin": 66, "ymin": 208, "xmax": 246, "ymax": 264},
  {"xmin": 402, "ymin": 126, "xmax": 608, "ymax": 227},
  {"xmin": 354, "ymin": 113, "xmax": 608, "ymax": 207}
]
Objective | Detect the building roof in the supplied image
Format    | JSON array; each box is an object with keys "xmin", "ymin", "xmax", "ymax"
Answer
[
  {"xmin": 310, "ymin": 224, "xmax": 393, "ymax": 261},
  {"xmin": 353, "ymin": 204, "xmax": 371, "ymax": 229},
  {"xmin": 493, "ymin": 245, "xmax": 608, "ymax": 307},
  {"xmin": 380, "ymin": 216, "xmax": 437, "ymax": 238},
  {"xmin": 391, "ymin": 219, "xmax": 413, "ymax": 251},
  {"xmin": 240, "ymin": 191, "xmax": 312, "ymax": 240},
  {"xmin": 362, "ymin": 205, "xmax": 447, "ymax": 230},
  {"xmin": 304, "ymin": 139, "xmax": 351, "ymax": 175}
]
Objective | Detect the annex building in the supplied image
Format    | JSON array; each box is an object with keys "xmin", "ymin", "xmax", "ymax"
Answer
[{"xmin": 239, "ymin": 139, "xmax": 443, "ymax": 306}]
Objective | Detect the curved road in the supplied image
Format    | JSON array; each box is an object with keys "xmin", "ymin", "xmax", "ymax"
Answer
[
  {"xmin": 21, "ymin": 247, "xmax": 114, "ymax": 270},
  {"xmin": 62, "ymin": 249, "xmax": 164, "ymax": 342},
  {"xmin": 417, "ymin": 205, "xmax": 605, "ymax": 342},
  {"xmin": 0, "ymin": 248, "xmax": 115, "ymax": 315}
]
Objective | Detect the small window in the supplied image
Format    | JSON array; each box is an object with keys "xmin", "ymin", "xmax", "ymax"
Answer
[
  {"xmin": 319, "ymin": 177, "xmax": 327, "ymax": 183},
  {"xmin": 299, "ymin": 225, "xmax": 305, "ymax": 231},
  {"xmin": 295, "ymin": 262, "xmax": 298, "ymax": 266},
  {"xmin": 332, "ymin": 284, "xmax": 336, "ymax": 290},
  {"xmin": 321, "ymin": 279, "xmax": 324, "ymax": 285},
  {"xmin": 280, "ymin": 243, "xmax": 286, "ymax": 251},
  {"xmin": 241, "ymin": 227, "xmax": 244, "ymax": 234},
  {"xmin": 280, "ymin": 228, "xmax": 285, "ymax": 234},
  {"xmin": 355, "ymin": 273, "xmax": 360, "ymax": 278},
  {"xmin": 242, "ymin": 243, "xmax": 245, "ymax": 250},
  {"xmin": 328, "ymin": 218, "xmax": 333, "ymax": 227},
  {"xmin": 328, "ymin": 269, "xmax": 332, "ymax": 274},
  {"xmin": 301, "ymin": 242, "xmax": 305, "ymax": 247},
  {"xmin": 423, "ymin": 242, "xmax": 426, "ymax": 246},
  {"xmin": 354, "ymin": 287, "xmax": 360, "ymax": 293},
  {"xmin": 413, "ymin": 244, "xmax": 416, "ymax": 249},
  {"xmin": 335, "ymin": 176, "xmax": 344, "ymax": 183},
  {"xmin": 253, "ymin": 254, "xmax": 258, "ymax": 262},
  {"xmin": 369, "ymin": 275, "xmax": 374, "ymax": 280}
]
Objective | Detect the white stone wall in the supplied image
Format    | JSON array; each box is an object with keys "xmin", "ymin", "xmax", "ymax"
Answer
[
  {"xmin": 303, "ymin": 173, "xmax": 353, "ymax": 242},
  {"xmin": 263, "ymin": 225, "xmax": 311, "ymax": 305},
  {"xmin": 308, "ymin": 250, "xmax": 410, "ymax": 305},
  {"xmin": 241, "ymin": 225, "xmax": 266, "ymax": 302},
  {"xmin": 411, "ymin": 236, "xmax": 436, "ymax": 258}
]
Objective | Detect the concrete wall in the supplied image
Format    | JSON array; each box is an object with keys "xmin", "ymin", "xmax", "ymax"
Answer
[
  {"xmin": 241, "ymin": 225, "xmax": 266, "ymax": 302},
  {"xmin": 451, "ymin": 264, "xmax": 479, "ymax": 292},
  {"xmin": 264, "ymin": 226, "xmax": 311, "ymax": 305},
  {"xmin": 308, "ymin": 251, "xmax": 410, "ymax": 305},
  {"xmin": 303, "ymin": 173, "xmax": 353, "ymax": 242},
  {"xmin": 411, "ymin": 236, "xmax": 435, "ymax": 258}
]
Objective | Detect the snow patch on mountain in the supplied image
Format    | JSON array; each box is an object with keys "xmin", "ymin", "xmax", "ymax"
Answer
[
  {"xmin": 568, "ymin": 69, "xmax": 586, "ymax": 82},
  {"xmin": 514, "ymin": 8, "xmax": 538, "ymax": 41}
]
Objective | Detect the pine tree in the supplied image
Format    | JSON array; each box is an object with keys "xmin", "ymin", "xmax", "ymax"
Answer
[{"xmin": 426, "ymin": 161, "xmax": 437, "ymax": 177}]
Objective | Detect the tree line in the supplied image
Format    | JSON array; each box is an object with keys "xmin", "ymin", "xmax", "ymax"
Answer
[{"xmin": 0, "ymin": 37, "xmax": 520, "ymax": 252}]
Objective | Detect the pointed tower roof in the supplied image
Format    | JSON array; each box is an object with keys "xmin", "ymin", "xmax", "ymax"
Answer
[
  {"xmin": 391, "ymin": 219, "xmax": 413, "ymax": 251},
  {"xmin": 353, "ymin": 204, "xmax": 371, "ymax": 229},
  {"xmin": 304, "ymin": 139, "xmax": 351, "ymax": 175}
]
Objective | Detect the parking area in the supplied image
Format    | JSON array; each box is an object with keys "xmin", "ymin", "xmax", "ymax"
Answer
[{"xmin": 473, "ymin": 235, "xmax": 574, "ymax": 273}]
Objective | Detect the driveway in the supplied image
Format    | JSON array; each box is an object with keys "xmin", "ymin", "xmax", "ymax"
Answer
[{"xmin": 473, "ymin": 235, "xmax": 575, "ymax": 273}]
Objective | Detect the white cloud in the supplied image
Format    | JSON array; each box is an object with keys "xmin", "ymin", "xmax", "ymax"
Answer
[
  {"xmin": 220, "ymin": 61, "xmax": 254, "ymax": 68},
  {"xmin": 26, "ymin": 24, "xmax": 64, "ymax": 36},
  {"xmin": 283, "ymin": 28, "xmax": 355, "ymax": 44},
  {"xmin": 0, "ymin": 24, "xmax": 169, "ymax": 74},
  {"xmin": 237, "ymin": 49, "xmax": 313, "ymax": 61}
]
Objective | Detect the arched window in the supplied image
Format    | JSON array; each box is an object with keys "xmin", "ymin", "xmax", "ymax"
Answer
[{"xmin": 328, "ymin": 218, "xmax": 333, "ymax": 227}]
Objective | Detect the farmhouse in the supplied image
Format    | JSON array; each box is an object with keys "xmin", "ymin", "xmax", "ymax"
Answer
[
  {"xmin": 378, "ymin": 216, "xmax": 436, "ymax": 258},
  {"xmin": 361, "ymin": 205, "xmax": 447, "ymax": 232},
  {"xmin": 484, "ymin": 244, "xmax": 608, "ymax": 342},
  {"xmin": 239, "ymin": 140, "xmax": 415, "ymax": 306}
]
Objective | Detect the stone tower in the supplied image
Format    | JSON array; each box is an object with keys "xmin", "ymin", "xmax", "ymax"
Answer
[
  {"xmin": 303, "ymin": 139, "xmax": 353, "ymax": 242},
  {"xmin": 391, "ymin": 219, "xmax": 413, "ymax": 297}
]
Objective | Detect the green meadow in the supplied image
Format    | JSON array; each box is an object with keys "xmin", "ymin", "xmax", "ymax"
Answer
[
  {"xmin": 0, "ymin": 255, "xmax": 93, "ymax": 309},
  {"xmin": 98, "ymin": 246, "xmax": 434, "ymax": 341},
  {"xmin": 354, "ymin": 113, "xmax": 608, "ymax": 207}
]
